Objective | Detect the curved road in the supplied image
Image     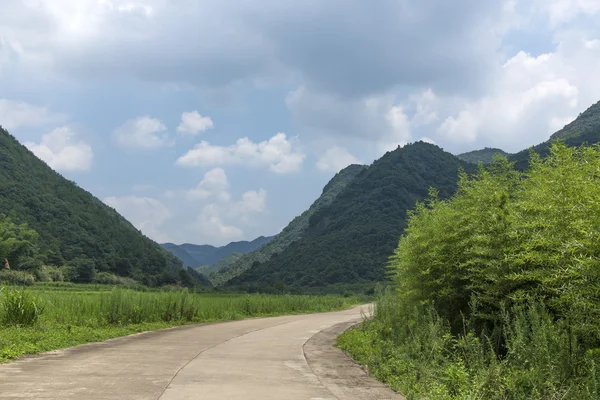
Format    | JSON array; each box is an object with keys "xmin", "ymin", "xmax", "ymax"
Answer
[{"xmin": 0, "ymin": 305, "xmax": 404, "ymax": 400}]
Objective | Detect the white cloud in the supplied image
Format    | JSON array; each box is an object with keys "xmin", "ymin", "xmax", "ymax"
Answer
[
  {"xmin": 132, "ymin": 184, "xmax": 157, "ymax": 192},
  {"xmin": 231, "ymin": 189, "xmax": 267, "ymax": 219},
  {"xmin": 103, "ymin": 195, "xmax": 171, "ymax": 243},
  {"xmin": 177, "ymin": 111, "xmax": 214, "ymax": 135},
  {"xmin": 534, "ymin": 0, "xmax": 600, "ymax": 25},
  {"xmin": 25, "ymin": 126, "xmax": 93, "ymax": 172},
  {"xmin": 0, "ymin": 99, "xmax": 65, "ymax": 130},
  {"xmin": 176, "ymin": 133, "xmax": 305, "ymax": 173},
  {"xmin": 113, "ymin": 116, "xmax": 169, "ymax": 149},
  {"xmin": 286, "ymin": 86, "xmax": 414, "ymax": 154},
  {"xmin": 316, "ymin": 147, "xmax": 360, "ymax": 173},
  {"xmin": 195, "ymin": 204, "xmax": 244, "ymax": 241},
  {"xmin": 192, "ymin": 187, "xmax": 267, "ymax": 240},
  {"xmin": 186, "ymin": 168, "xmax": 231, "ymax": 202},
  {"xmin": 436, "ymin": 40, "xmax": 594, "ymax": 152}
]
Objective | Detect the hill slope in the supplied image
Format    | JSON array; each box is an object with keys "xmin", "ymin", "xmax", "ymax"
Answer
[
  {"xmin": 210, "ymin": 164, "xmax": 367, "ymax": 285},
  {"xmin": 227, "ymin": 142, "xmax": 474, "ymax": 292},
  {"xmin": 161, "ymin": 236, "xmax": 274, "ymax": 268},
  {"xmin": 196, "ymin": 252, "xmax": 243, "ymax": 276},
  {"xmin": 457, "ymin": 148, "xmax": 511, "ymax": 164},
  {"xmin": 0, "ymin": 127, "xmax": 211, "ymax": 287}
]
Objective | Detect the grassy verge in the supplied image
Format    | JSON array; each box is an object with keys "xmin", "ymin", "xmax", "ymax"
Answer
[
  {"xmin": 337, "ymin": 291, "xmax": 600, "ymax": 400},
  {"xmin": 0, "ymin": 285, "xmax": 359, "ymax": 362}
]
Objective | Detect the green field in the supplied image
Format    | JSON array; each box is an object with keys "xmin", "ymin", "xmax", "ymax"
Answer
[{"xmin": 0, "ymin": 283, "xmax": 360, "ymax": 362}]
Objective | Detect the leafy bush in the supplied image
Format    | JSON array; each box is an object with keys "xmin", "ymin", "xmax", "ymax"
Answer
[
  {"xmin": 339, "ymin": 143, "xmax": 600, "ymax": 399},
  {"xmin": 69, "ymin": 258, "xmax": 96, "ymax": 283},
  {"xmin": 338, "ymin": 290, "xmax": 600, "ymax": 400},
  {"xmin": 0, "ymin": 270, "xmax": 35, "ymax": 285},
  {"xmin": 46, "ymin": 266, "xmax": 64, "ymax": 282},
  {"xmin": 33, "ymin": 267, "xmax": 52, "ymax": 282},
  {"xmin": 1, "ymin": 287, "xmax": 45, "ymax": 326},
  {"xmin": 93, "ymin": 272, "xmax": 137, "ymax": 286}
]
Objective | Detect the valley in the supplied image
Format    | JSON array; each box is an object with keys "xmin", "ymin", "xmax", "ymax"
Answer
[{"xmin": 2, "ymin": 100, "xmax": 600, "ymax": 399}]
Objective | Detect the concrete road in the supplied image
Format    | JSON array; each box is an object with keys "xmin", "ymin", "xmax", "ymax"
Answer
[{"xmin": 0, "ymin": 305, "xmax": 404, "ymax": 400}]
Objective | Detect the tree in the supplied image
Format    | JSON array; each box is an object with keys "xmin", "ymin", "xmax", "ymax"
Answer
[
  {"xmin": 0, "ymin": 214, "xmax": 39, "ymax": 268},
  {"xmin": 70, "ymin": 258, "xmax": 96, "ymax": 283}
]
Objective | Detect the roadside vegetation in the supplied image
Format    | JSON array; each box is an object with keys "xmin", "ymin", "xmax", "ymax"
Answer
[
  {"xmin": 338, "ymin": 143, "xmax": 600, "ymax": 399},
  {"xmin": 0, "ymin": 284, "xmax": 359, "ymax": 362}
]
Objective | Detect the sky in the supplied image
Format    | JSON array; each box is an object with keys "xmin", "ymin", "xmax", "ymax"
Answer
[{"xmin": 1, "ymin": 0, "xmax": 600, "ymax": 246}]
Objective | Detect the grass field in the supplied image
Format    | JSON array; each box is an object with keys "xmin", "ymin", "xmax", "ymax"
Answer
[{"xmin": 0, "ymin": 283, "xmax": 361, "ymax": 362}]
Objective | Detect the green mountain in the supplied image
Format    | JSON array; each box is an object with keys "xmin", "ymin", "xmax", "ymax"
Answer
[
  {"xmin": 0, "ymin": 127, "xmax": 211, "ymax": 288},
  {"xmin": 210, "ymin": 164, "xmax": 367, "ymax": 286},
  {"xmin": 227, "ymin": 142, "xmax": 475, "ymax": 292},
  {"xmin": 196, "ymin": 252, "xmax": 243, "ymax": 276},
  {"xmin": 161, "ymin": 236, "xmax": 274, "ymax": 268},
  {"xmin": 160, "ymin": 243, "xmax": 201, "ymax": 269},
  {"xmin": 457, "ymin": 147, "xmax": 511, "ymax": 164}
]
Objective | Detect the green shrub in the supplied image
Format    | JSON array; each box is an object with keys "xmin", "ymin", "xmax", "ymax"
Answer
[
  {"xmin": 338, "ymin": 290, "xmax": 600, "ymax": 400},
  {"xmin": 69, "ymin": 258, "xmax": 96, "ymax": 283},
  {"xmin": 338, "ymin": 144, "xmax": 600, "ymax": 399},
  {"xmin": 46, "ymin": 266, "xmax": 64, "ymax": 282},
  {"xmin": 94, "ymin": 272, "xmax": 120, "ymax": 285},
  {"xmin": 33, "ymin": 267, "xmax": 52, "ymax": 282},
  {"xmin": 1, "ymin": 287, "xmax": 45, "ymax": 326},
  {"xmin": 0, "ymin": 270, "xmax": 35, "ymax": 285}
]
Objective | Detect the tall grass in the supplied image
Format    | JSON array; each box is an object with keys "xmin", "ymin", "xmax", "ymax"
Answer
[
  {"xmin": 1, "ymin": 287, "xmax": 45, "ymax": 326},
  {"xmin": 337, "ymin": 289, "xmax": 600, "ymax": 400},
  {"xmin": 0, "ymin": 285, "xmax": 359, "ymax": 361}
]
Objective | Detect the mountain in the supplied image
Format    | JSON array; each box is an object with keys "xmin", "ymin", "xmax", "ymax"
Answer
[
  {"xmin": 160, "ymin": 243, "xmax": 202, "ymax": 269},
  {"xmin": 196, "ymin": 252, "xmax": 243, "ymax": 276},
  {"xmin": 0, "ymin": 127, "xmax": 211, "ymax": 288},
  {"xmin": 226, "ymin": 142, "xmax": 475, "ymax": 292},
  {"xmin": 161, "ymin": 236, "xmax": 274, "ymax": 268},
  {"xmin": 457, "ymin": 148, "xmax": 511, "ymax": 164},
  {"xmin": 209, "ymin": 164, "xmax": 367, "ymax": 286}
]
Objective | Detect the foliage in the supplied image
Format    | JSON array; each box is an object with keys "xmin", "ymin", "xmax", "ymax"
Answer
[
  {"xmin": 228, "ymin": 142, "xmax": 475, "ymax": 291},
  {"xmin": 0, "ymin": 270, "xmax": 35, "ymax": 286},
  {"xmin": 211, "ymin": 164, "xmax": 367, "ymax": 285},
  {"xmin": 0, "ymin": 214, "xmax": 39, "ymax": 268},
  {"xmin": 0, "ymin": 284, "xmax": 359, "ymax": 361},
  {"xmin": 0, "ymin": 128, "xmax": 211, "ymax": 288},
  {"xmin": 339, "ymin": 143, "xmax": 600, "ymax": 399},
  {"xmin": 457, "ymin": 147, "xmax": 511, "ymax": 164},
  {"xmin": 92, "ymin": 272, "xmax": 137, "ymax": 285},
  {"xmin": 1, "ymin": 287, "xmax": 45, "ymax": 326},
  {"xmin": 338, "ymin": 290, "xmax": 600, "ymax": 400},
  {"xmin": 391, "ymin": 143, "xmax": 600, "ymax": 339}
]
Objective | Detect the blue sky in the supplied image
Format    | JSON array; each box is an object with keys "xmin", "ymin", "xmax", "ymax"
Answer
[{"xmin": 1, "ymin": 0, "xmax": 600, "ymax": 245}]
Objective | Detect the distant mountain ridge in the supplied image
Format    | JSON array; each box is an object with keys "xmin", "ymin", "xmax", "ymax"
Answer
[{"xmin": 161, "ymin": 236, "xmax": 274, "ymax": 269}]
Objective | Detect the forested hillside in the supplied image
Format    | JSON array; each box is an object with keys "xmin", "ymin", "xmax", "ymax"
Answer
[
  {"xmin": 210, "ymin": 164, "xmax": 367, "ymax": 285},
  {"xmin": 196, "ymin": 252, "xmax": 242, "ymax": 276},
  {"xmin": 227, "ymin": 142, "xmax": 475, "ymax": 292},
  {"xmin": 457, "ymin": 147, "xmax": 511, "ymax": 164},
  {"xmin": 0, "ymin": 127, "xmax": 210, "ymax": 287}
]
